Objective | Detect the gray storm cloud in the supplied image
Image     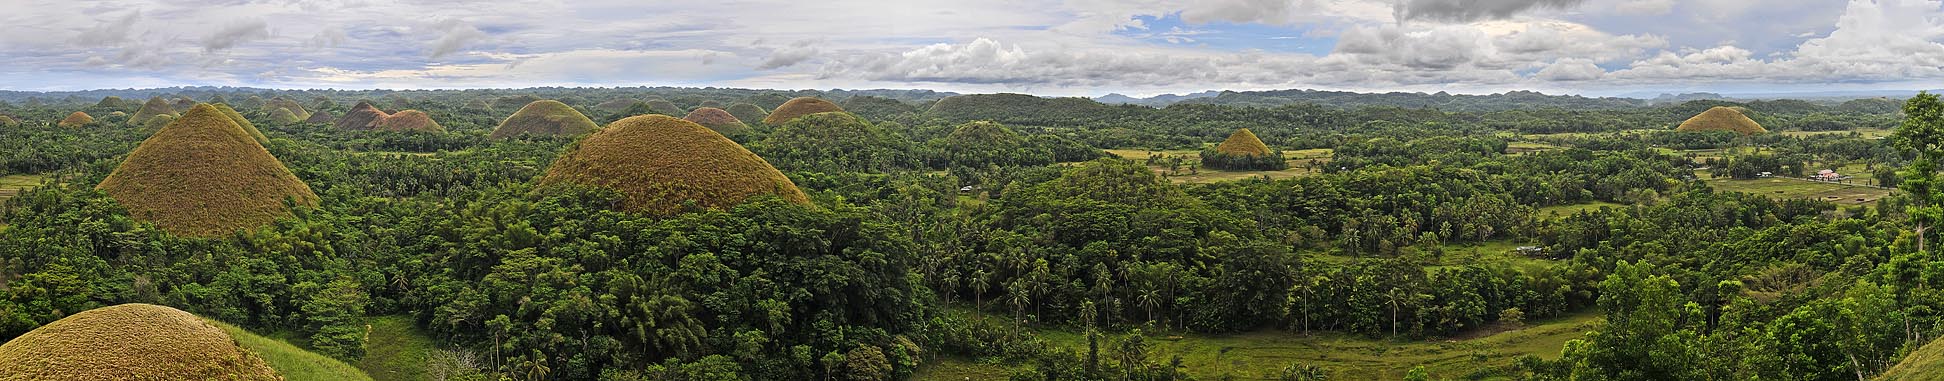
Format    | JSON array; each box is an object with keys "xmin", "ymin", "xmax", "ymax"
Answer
[{"xmin": 1394, "ymin": 0, "xmax": 1586, "ymax": 22}]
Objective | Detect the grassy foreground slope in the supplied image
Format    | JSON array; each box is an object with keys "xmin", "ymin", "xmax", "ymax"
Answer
[
  {"xmin": 359, "ymin": 316, "xmax": 439, "ymax": 381},
  {"xmin": 209, "ymin": 319, "xmax": 375, "ymax": 381}
]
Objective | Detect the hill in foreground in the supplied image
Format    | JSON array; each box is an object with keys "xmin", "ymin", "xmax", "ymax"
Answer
[
  {"xmin": 541, "ymin": 114, "xmax": 809, "ymax": 216},
  {"xmin": 214, "ymin": 103, "xmax": 272, "ymax": 145},
  {"xmin": 762, "ymin": 97, "xmax": 845, "ymax": 125},
  {"xmin": 1677, "ymin": 106, "xmax": 1766, "ymax": 135},
  {"xmin": 0, "ymin": 304, "xmax": 281, "ymax": 381},
  {"xmin": 97, "ymin": 104, "xmax": 319, "ymax": 237},
  {"xmin": 1882, "ymin": 336, "xmax": 1944, "ymax": 381},
  {"xmin": 682, "ymin": 107, "xmax": 752, "ymax": 137},
  {"xmin": 493, "ymin": 100, "xmax": 598, "ymax": 139}
]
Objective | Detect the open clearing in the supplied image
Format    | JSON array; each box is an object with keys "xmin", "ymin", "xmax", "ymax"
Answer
[
  {"xmin": 208, "ymin": 320, "xmax": 374, "ymax": 381},
  {"xmin": 1106, "ymin": 148, "xmax": 1331, "ymax": 184},
  {"xmin": 914, "ymin": 312, "xmax": 1600, "ymax": 380},
  {"xmin": 1537, "ymin": 201, "xmax": 1627, "ymax": 219},
  {"xmin": 0, "ymin": 174, "xmax": 49, "ymax": 203},
  {"xmin": 359, "ymin": 316, "xmax": 441, "ymax": 381},
  {"xmin": 1701, "ymin": 175, "xmax": 1892, "ymax": 206}
]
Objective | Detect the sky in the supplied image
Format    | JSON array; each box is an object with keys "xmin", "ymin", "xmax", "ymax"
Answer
[{"xmin": 1, "ymin": 0, "xmax": 1941, "ymax": 97}]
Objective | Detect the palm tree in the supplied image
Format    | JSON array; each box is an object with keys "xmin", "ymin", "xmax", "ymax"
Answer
[
  {"xmin": 971, "ymin": 270, "xmax": 989, "ymax": 321},
  {"xmin": 1139, "ymin": 288, "xmax": 1162, "ymax": 325}
]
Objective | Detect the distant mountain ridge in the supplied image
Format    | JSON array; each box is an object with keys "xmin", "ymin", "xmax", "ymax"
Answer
[{"xmin": 1096, "ymin": 91, "xmax": 1222, "ymax": 106}]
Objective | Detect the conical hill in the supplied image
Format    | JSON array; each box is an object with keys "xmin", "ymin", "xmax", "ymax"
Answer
[
  {"xmin": 492, "ymin": 100, "xmax": 598, "ymax": 139},
  {"xmin": 97, "ymin": 104, "xmax": 318, "ymax": 237},
  {"xmin": 541, "ymin": 115, "xmax": 809, "ymax": 216}
]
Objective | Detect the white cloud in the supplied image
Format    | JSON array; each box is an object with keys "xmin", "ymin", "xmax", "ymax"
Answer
[
  {"xmin": 1613, "ymin": 0, "xmax": 1675, "ymax": 15},
  {"xmin": 202, "ymin": 20, "xmax": 270, "ymax": 53},
  {"xmin": 1394, "ymin": 0, "xmax": 1588, "ymax": 22},
  {"xmin": 1536, "ymin": 58, "xmax": 1604, "ymax": 80},
  {"xmin": 426, "ymin": 19, "xmax": 486, "ymax": 60}
]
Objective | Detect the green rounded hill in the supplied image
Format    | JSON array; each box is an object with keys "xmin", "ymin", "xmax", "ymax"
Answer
[
  {"xmin": 1677, "ymin": 106, "xmax": 1766, "ymax": 135},
  {"xmin": 943, "ymin": 121, "xmax": 1028, "ymax": 167},
  {"xmin": 94, "ymin": 96, "xmax": 126, "ymax": 109},
  {"xmin": 541, "ymin": 114, "xmax": 809, "ymax": 216},
  {"xmin": 594, "ymin": 99, "xmax": 638, "ymax": 113},
  {"xmin": 760, "ymin": 111, "xmax": 915, "ymax": 172},
  {"xmin": 1201, "ymin": 128, "xmax": 1287, "ymax": 171},
  {"xmin": 130, "ymin": 96, "xmax": 176, "ymax": 124},
  {"xmin": 98, "ymin": 104, "xmax": 319, "ymax": 237},
  {"xmin": 58, "ymin": 111, "xmax": 93, "ymax": 128},
  {"xmin": 763, "ymin": 97, "xmax": 845, "ymax": 125},
  {"xmin": 493, "ymin": 100, "xmax": 598, "ymax": 139},
  {"xmin": 373, "ymin": 110, "xmax": 444, "ymax": 132},
  {"xmin": 0, "ymin": 304, "xmax": 281, "ymax": 381},
  {"xmin": 725, "ymin": 103, "xmax": 770, "ymax": 127},
  {"xmin": 262, "ymin": 97, "xmax": 311, "ymax": 122},
  {"xmin": 643, "ymin": 98, "xmax": 685, "ymax": 116},
  {"xmin": 683, "ymin": 107, "xmax": 752, "ymax": 137}
]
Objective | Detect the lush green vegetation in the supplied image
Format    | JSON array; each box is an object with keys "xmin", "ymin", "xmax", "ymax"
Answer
[
  {"xmin": 211, "ymin": 319, "xmax": 376, "ymax": 381},
  {"xmin": 0, "ymin": 86, "xmax": 1937, "ymax": 380}
]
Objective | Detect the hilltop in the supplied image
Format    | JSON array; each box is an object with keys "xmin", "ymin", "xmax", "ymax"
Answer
[
  {"xmin": 763, "ymin": 97, "xmax": 845, "ymax": 125},
  {"xmin": 725, "ymin": 103, "xmax": 770, "ymax": 127},
  {"xmin": 1201, "ymin": 128, "xmax": 1287, "ymax": 171},
  {"xmin": 334, "ymin": 101, "xmax": 387, "ymax": 130},
  {"xmin": 683, "ymin": 107, "xmax": 752, "ymax": 137},
  {"xmin": 129, "ymin": 96, "xmax": 176, "ymax": 123},
  {"xmin": 541, "ymin": 114, "xmax": 809, "ymax": 216},
  {"xmin": 373, "ymin": 110, "xmax": 444, "ymax": 132},
  {"xmin": 57, "ymin": 111, "xmax": 93, "ymax": 127},
  {"xmin": 1676, "ymin": 106, "xmax": 1767, "ymax": 135},
  {"xmin": 97, "ymin": 104, "xmax": 319, "ymax": 237},
  {"xmin": 214, "ymin": 103, "xmax": 271, "ymax": 145},
  {"xmin": 0, "ymin": 304, "xmax": 281, "ymax": 381},
  {"xmin": 492, "ymin": 100, "xmax": 598, "ymax": 139}
]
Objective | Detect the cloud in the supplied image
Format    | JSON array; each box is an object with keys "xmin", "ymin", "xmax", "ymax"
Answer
[
  {"xmin": 427, "ymin": 19, "xmax": 487, "ymax": 60},
  {"xmin": 201, "ymin": 20, "xmax": 270, "ymax": 53},
  {"xmin": 1613, "ymin": 0, "xmax": 1675, "ymax": 15},
  {"xmin": 306, "ymin": 27, "xmax": 347, "ymax": 49},
  {"xmin": 1536, "ymin": 58, "xmax": 1604, "ymax": 80},
  {"xmin": 759, "ymin": 43, "xmax": 821, "ymax": 70},
  {"xmin": 1394, "ymin": 0, "xmax": 1587, "ymax": 22},
  {"xmin": 73, "ymin": 10, "xmax": 141, "ymax": 46}
]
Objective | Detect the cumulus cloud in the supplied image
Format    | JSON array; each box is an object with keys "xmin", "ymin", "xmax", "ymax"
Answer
[
  {"xmin": 202, "ymin": 20, "xmax": 270, "ymax": 53},
  {"xmin": 1394, "ymin": 0, "xmax": 1587, "ymax": 22},
  {"xmin": 1536, "ymin": 58, "xmax": 1604, "ymax": 80},
  {"xmin": 306, "ymin": 27, "xmax": 347, "ymax": 49},
  {"xmin": 1613, "ymin": 0, "xmax": 1675, "ymax": 15},
  {"xmin": 427, "ymin": 19, "xmax": 486, "ymax": 60}
]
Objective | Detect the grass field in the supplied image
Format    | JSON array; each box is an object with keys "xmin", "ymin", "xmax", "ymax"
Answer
[
  {"xmin": 1017, "ymin": 312, "xmax": 1599, "ymax": 380},
  {"xmin": 1105, "ymin": 148, "xmax": 1331, "ymax": 184},
  {"xmin": 1537, "ymin": 201, "xmax": 1626, "ymax": 219},
  {"xmin": 359, "ymin": 316, "xmax": 439, "ymax": 381},
  {"xmin": 1778, "ymin": 128, "xmax": 1893, "ymax": 139},
  {"xmin": 208, "ymin": 320, "xmax": 374, "ymax": 381},
  {"xmin": 0, "ymin": 174, "xmax": 49, "ymax": 204},
  {"xmin": 911, "ymin": 356, "xmax": 1014, "ymax": 381},
  {"xmin": 1702, "ymin": 176, "xmax": 1892, "ymax": 206},
  {"xmin": 1506, "ymin": 141, "xmax": 1563, "ymax": 155}
]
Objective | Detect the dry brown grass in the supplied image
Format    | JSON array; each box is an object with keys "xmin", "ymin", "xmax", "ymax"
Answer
[
  {"xmin": 541, "ymin": 114, "xmax": 809, "ymax": 216},
  {"xmin": 762, "ymin": 97, "xmax": 845, "ymax": 125},
  {"xmin": 0, "ymin": 115, "xmax": 17, "ymax": 127},
  {"xmin": 493, "ymin": 100, "xmax": 597, "ymax": 139},
  {"xmin": 57, "ymin": 111, "xmax": 93, "ymax": 128},
  {"xmin": 304, "ymin": 109, "xmax": 334, "ymax": 124},
  {"xmin": 0, "ymin": 304, "xmax": 282, "ymax": 381},
  {"xmin": 97, "ymin": 104, "xmax": 318, "ymax": 237},
  {"xmin": 683, "ymin": 107, "xmax": 752, "ymax": 137},
  {"xmin": 334, "ymin": 101, "xmax": 388, "ymax": 130},
  {"xmin": 214, "ymin": 103, "xmax": 271, "ymax": 145},
  {"xmin": 130, "ymin": 96, "xmax": 176, "ymax": 123},
  {"xmin": 1677, "ymin": 107, "xmax": 1767, "ymax": 135},
  {"xmin": 1215, "ymin": 128, "xmax": 1274, "ymax": 156},
  {"xmin": 1883, "ymin": 337, "xmax": 1944, "ymax": 381},
  {"xmin": 374, "ymin": 110, "xmax": 444, "ymax": 132}
]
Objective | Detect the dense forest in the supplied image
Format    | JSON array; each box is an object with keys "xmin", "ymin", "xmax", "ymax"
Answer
[{"xmin": 0, "ymin": 87, "xmax": 1938, "ymax": 380}]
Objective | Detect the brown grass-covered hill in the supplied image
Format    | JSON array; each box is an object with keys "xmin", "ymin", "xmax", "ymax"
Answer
[
  {"xmin": 541, "ymin": 114, "xmax": 809, "ymax": 216},
  {"xmin": 97, "ymin": 104, "xmax": 319, "ymax": 237},
  {"xmin": 762, "ymin": 97, "xmax": 845, "ymax": 125},
  {"xmin": 0, "ymin": 304, "xmax": 282, "ymax": 381},
  {"xmin": 263, "ymin": 97, "xmax": 311, "ymax": 121},
  {"xmin": 373, "ymin": 110, "xmax": 444, "ymax": 132},
  {"xmin": 214, "ymin": 103, "xmax": 271, "ymax": 145},
  {"xmin": 1677, "ymin": 106, "xmax": 1767, "ymax": 135},
  {"xmin": 130, "ymin": 96, "xmax": 176, "ymax": 123},
  {"xmin": 173, "ymin": 97, "xmax": 197, "ymax": 112},
  {"xmin": 304, "ymin": 109, "xmax": 335, "ymax": 124},
  {"xmin": 58, "ymin": 111, "xmax": 94, "ymax": 128},
  {"xmin": 1215, "ymin": 128, "xmax": 1274, "ymax": 157},
  {"xmin": 334, "ymin": 101, "xmax": 388, "ymax": 130},
  {"xmin": 683, "ymin": 107, "xmax": 752, "ymax": 137},
  {"xmin": 1882, "ymin": 336, "xmax": 1944, "ymax": 381},
  {"xmin": 140, "ymin": 114, "xmax": 177, "ymax": 131},
  {"xmin": 725, "ymin": 103, "xmax": 770, "ymax": 127},
  {"xmin": 493, "ymin": 100, "xmax": 598, "ymax": 139}
]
